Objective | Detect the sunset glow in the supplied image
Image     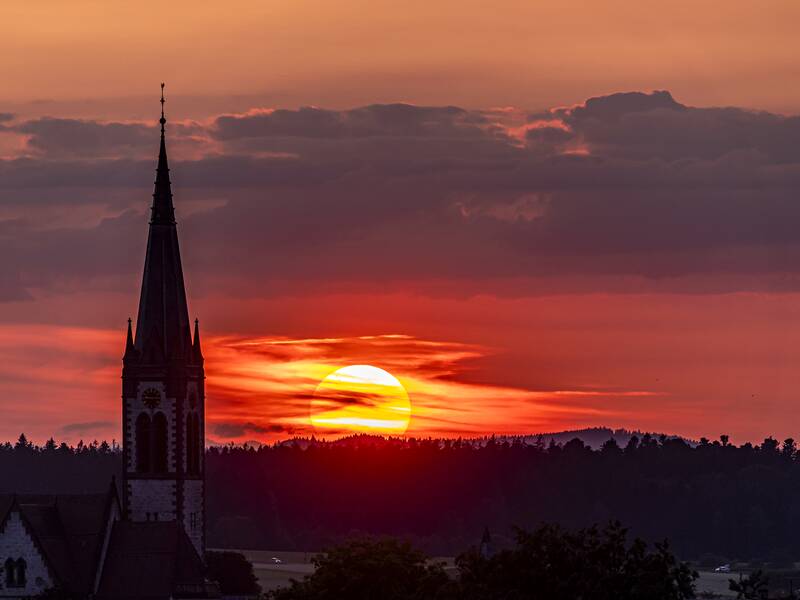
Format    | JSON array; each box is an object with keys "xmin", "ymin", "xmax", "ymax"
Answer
[
  {"xmin": 0, "ymin": 1, "xmax": 798, "ymax": 449},
  {"xmin": 310, "ymin": 365, "xmax": 411, "ymax": 435}
]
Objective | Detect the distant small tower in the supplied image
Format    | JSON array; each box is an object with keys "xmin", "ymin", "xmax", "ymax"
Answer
[
  {"xmin": 122, "ymin": 84, "xmax": 206, "ymax": 556},
  {"xmin": 479, "ymin": 526, "xmax": 494, "ymax": 559}
]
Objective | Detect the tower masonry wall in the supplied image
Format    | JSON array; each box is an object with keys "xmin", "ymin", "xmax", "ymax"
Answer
[
  {"xmin": 182, "ymin": 480, "xmax": 204, "ymax": 556},
  {"xmin": 127, "ymin": 480, "xmax": 177, "ymax": 521},
  {"xmin": 182, "ymin": 380, "xmax": 201, "ymax": 473}
]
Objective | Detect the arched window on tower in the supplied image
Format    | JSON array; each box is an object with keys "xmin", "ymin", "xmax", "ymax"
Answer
[
  {"xmin": 193, "ymin": 413, "xmax": 202, "ymax": 474},
  {"xmin": 185, "ymin": 413, "xmax": 192, "ymax": 473},
  {"xmin": 15, "ymin": 559, "xmax": 26, "ymax": 587},
  {"xmin": 153, "ymin": 412, "xmax": 168, "ymax": 473},
  {"xmin": 186, "ymin": 413, "xmax": 196, "ymax": 474},
  {"xmin": 135, "ymin": 413, "xmax": 152, "ymax": 473},
  {"xmin": 194, "ymin": 414, "xmax": 201, "ymax": 474}
]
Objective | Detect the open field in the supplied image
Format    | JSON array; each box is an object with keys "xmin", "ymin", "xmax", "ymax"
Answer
[
  {"xmin": 229, "ymin": 550, "xmax": 461, "ymax": 592},
  {"xmin": 227, "ymin": 549, "xmax": 747, "ymax": 596},
  {"xmin": 695, "ymin": 571, "xmax": 737, "ymax": 598},
  {"xmin": 212, "ymin": 550, "xmax": 316, "ymax": 592}
]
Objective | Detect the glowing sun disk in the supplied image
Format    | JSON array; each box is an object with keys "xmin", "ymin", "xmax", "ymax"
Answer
[{"xmin": 310, "ymin": 364, "xmax": 411, "ymax": 435}]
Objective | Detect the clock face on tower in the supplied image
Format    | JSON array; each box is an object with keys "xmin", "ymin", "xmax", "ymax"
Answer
[{"xmin": 143, "ymin": 388, "xmax": 161, "ymax": 409}]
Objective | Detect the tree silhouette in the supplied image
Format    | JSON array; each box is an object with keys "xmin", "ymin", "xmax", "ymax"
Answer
[
  {"xmin": 206, "ymin": 551, "xmax": 261, "ymax": 596},
  {"xmin": 15, "ymin": 434, "xmax": 31, "ymax": 452},
  {"xmin": 270, "ymin": 524, "xmax": 696, "ymax": 600},
  {"xmin": 269, "ymin": 537, "xmax": 452, "ymax": 600},
  {"xmin": 729, "ymin": 570, "xmax": 769, "ymax": 599},
  {"xmin": 456, "ymin": 522, "xmax": 696, "ymax": 600}
]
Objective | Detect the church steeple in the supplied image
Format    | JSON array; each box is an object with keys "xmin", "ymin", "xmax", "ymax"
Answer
[
  {"xmin": 133, "ymin": 84, "xmax": 192, "ymax": 361},
  {"xmin": 123, "ymin": 86, "xmax": 206, "ymax": 557}
]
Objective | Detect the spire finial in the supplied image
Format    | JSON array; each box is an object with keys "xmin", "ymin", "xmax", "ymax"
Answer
[
  {"xmin": 152, "ymin": 82, "xmax": 175, "ymax": 225},
  {"xmin": 160, "ymin": 83, "xmax": 166, "ymax": 132}
]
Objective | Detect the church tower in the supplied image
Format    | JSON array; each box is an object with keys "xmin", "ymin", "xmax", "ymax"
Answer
[{"xmin": 122, "ymin": 85, "xmax": 206, "ymax": 556}]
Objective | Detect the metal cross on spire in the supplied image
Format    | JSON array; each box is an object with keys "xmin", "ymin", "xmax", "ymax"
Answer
[{"xmin": 160, "ymin": 83, "xmax": 166, "ymax": 132}]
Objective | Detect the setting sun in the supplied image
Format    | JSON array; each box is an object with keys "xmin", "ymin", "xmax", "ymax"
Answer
[{"xmin": 310, "ymin": 365, "xmax": 411, "ymax": 435}]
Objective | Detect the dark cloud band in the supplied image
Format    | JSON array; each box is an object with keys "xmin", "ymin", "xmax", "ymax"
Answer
[{"xmin": 1, "ymin": 91, "xmax": 799, "ymax": 299}]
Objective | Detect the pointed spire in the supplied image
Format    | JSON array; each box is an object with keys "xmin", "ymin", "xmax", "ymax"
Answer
[
  {"xmin": 152, "ymin": 82, "xmax": 175, "ymax": 225},
  {"xmin": 193, "ymin": 318, "xmax": 204, "ymax": 363},
  {"xmin": 133, "ymin": 85, "xmax": 192, "ymax": 361},
  {"xmin": 124, "ymin": 317, "xmax": 137, "ymax": 360}
]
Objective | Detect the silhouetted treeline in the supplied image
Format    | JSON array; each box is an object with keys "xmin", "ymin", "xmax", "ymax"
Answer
[
  {"xmin": 205, "ymin": 433, "xmax": 800, "ymax": 561},
  {"xmin": 5, "ymin": 432, "xmax": 800, "ymax": 562},
  {"xmin": 0, "ymin": 434, "xmax": 120, "ymax": 494}
]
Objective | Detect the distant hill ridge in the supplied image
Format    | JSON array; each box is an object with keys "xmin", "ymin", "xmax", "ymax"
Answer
[
  {"xmin": 232, "ymin": 426, "xmax": 697, "ymax": 450},
  {"xmin": 499, "ymin": 427, "xmax": 698, "ymax": 449}
]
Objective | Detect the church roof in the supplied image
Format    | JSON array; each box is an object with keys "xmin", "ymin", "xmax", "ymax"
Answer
[
  {"xmin": 0, "ymin": 489, "xmax": 117, "ymax": 596},
  {"xmin": 132, "ymin": 85, "xmax": 193, "ymax": 363},
  {"xmin": 96, "ymin": 521, "xmax": 218, "ymax": 599},
  {"xmin": 0, "ymin": 485, "xmax": 215, "ymax": 599}
]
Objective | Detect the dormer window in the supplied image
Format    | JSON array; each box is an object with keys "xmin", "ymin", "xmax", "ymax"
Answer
[
  {"xmin": 16, "ymin": 559, "xmax": 26, "ymax": 587},
  {"xmin": 4, "ymin": 557, "xmax": 26, "ymax": 588},
  {"xmin": 4, "ymin": 557, "xmax": 15, "ymax": 587}
]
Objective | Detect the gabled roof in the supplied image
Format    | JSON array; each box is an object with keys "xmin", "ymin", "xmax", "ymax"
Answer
[
  {"xmin": 0, "ymin": 488, "xmax": 117, "ymax": 596},
  {"xmin": 97, "ymin": 520, "xmax": 217, "ymax": 599},
  {"xmin": 0, "ymin": 485, "xmax": 215, "ymax": 599}
]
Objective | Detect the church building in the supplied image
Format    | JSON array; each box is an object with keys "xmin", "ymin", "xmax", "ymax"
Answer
[{"xmin": 0, "ymin": 89, "xmax": 218, "ymax": 600}]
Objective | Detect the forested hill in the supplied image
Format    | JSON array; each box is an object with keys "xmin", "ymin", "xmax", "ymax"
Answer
[
  {"xmin": 222, "ymin": 427, "xmax": 693, "ymax": 451},
  {"xmin": 0, "ymin": 436, "xmax": 120, "ymax": 494},
  {"xmin": 474, "ymin": 427, "xmax": 696, "ymax": 450},
  {"xmin": 2, "ymin": 432, "xmax": 798, "ymax": 562}
]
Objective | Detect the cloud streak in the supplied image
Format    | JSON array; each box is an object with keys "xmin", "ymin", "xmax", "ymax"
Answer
[{"xmin": 203, "ymin": 333, "xmax": 656, "ymax": 443}]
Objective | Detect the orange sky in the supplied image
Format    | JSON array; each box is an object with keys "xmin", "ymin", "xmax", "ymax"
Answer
[
  {"xmin": 1, "ymin": 2, "xmax": 800, "ymax": 446},
  {"xmin": 1, "ymin": 1, "xmax": 799, "ymax": 114},
  {"xmin": 3, "ymin": 290, "xmax": 800, "ymax": 445}
]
